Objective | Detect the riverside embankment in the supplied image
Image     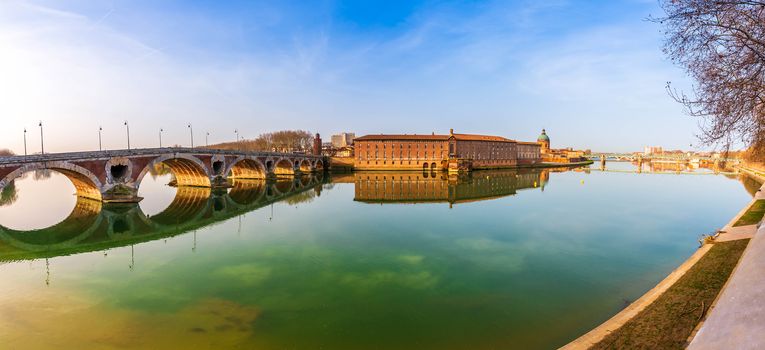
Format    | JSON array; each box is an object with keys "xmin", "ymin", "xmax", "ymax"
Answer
[{"xmin": 563, "ymin": 167, "xmax": 765, "ymax": 349}]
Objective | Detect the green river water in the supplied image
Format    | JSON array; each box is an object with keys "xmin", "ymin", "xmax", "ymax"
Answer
[{"xmin": 0, "ymin": 162, "xmax": 756, "ymax": 349}]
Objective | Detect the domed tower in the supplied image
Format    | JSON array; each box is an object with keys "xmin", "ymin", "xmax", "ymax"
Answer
[{"xmin": 537, "ymin": 129, "xmax": 550, "ymax": 153}]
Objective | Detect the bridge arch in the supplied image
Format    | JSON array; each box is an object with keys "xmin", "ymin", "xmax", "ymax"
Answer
[
  {"xmin": 299, "ymin": 159, "xmax": 313, "ymax": 173},
  {"xmin": 0, "ymin": 161, "xmax": 103, "ymax": 201},
  {"xmin": 0, "ymin": 197, "xmax": 103, "ymax": 251},
  {"xmin": 314, "ymin": 159, "xmax": 325, "ymax": 171},
  {"xmin": 273, "ymin": 178, "xmax": 295, "ymax": 195},
  {"xmin": 142, "ymin": 187, "xmax": 211, "ymax": 228},
  {"xmin": 227, "ymin": 157, "xmax": 267, "ymax": 179},
  {"xmin": 135, "ymin": 154, "xmax": 211, "ymax": 190},
  {"xmin": 228, "ymin": 180, "xmax": 267, "ymax": 206},
  {"xmin": 273, "ymin": 158, "xmax": 295, "ymax": 176}
]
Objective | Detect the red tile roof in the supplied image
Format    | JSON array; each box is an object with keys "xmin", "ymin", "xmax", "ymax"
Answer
[
  {"xmin": 354, "ymin": 133, "xmax": 516, "ymax": 142},
  {"xmin": 452, "ymin": 133, "xmax": 515, "ymax": 142},
  {"xmin": 354, "ymin": 134, "xmax": 450, "ymax": 141}
]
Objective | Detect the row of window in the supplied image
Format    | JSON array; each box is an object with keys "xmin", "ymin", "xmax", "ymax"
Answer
[
  {"xmin": 359, "ymin": 160, "xmax": 441, "ymax": 165},
  {"xmin": 359, "ymin": 151, "xmax": 444, "ymax": 160}
]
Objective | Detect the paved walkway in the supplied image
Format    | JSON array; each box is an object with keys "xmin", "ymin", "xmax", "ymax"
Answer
[
  {"xmin": 688, "ymin": 183, "xmax": 765, "ymax": 349},
  {"xmin": 715, "ymin": 224, "xmax": 757, "ymax": 242}
]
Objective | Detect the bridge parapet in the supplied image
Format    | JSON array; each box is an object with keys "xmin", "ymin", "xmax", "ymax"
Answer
[{"xmin": 0, "ymin": 148, "xmax": 328, "ymax": 203}]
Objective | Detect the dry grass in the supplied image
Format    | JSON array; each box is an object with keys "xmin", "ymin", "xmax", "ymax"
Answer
[
  {"xmin": 734, "ymin": 200, "xmax": 765, "ymax": 227},
  {"xmin": 592, "ymin": 239, "xmax": 749, "ymax": 350}
]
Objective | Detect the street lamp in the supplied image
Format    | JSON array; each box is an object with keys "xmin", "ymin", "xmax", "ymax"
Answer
[
  {"xmin": 159, "ymin": 128, "xmax": 163, "ymax": 148},
  {"xmin": 234, "ymin": 129, "xmax": 239, "ymax": 151},
  {"xmin": 23, "ymin": 128, "xmax": 27, "ymax": 157},
  {"xmin": 206, "ymin": 131, "xmax": 210, "ymax": 147},
  {"xmin": 38, "ymin": 121, "xmax": 44, "ymax": 155},
  {"xmin": 188, "ymin": 123, "xmax": 194, "ymax": 148},
  {"xmin": 98, "ymin": 126, "xmax": 102, "ymax": 151},
  {"xmin": 124, "ymin": 121, "xmax": 131, "ymax": 150}
]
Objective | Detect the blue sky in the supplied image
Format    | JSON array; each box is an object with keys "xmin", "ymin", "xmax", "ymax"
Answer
[{"xmin": 0, "ymin": 0, "xmax": 702, "ymax": 153}]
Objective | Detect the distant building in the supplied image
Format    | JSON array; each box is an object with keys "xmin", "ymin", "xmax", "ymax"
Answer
[
  {"xmin": 353, "ymin": 129, "xmax": 541, "ymax": 172},
  {"xmin": 644, "ymin": 146, "xmax": 663, "ymax": 155},
  {"xmin": 331, "ymin": 132, "xmax": 356, "ymax": 148},
  {"xmin": 335, "ymin": 146, "xmax": 354, "ymax": 158},
  {"xmin": 538, "ymin": 129, "xmax": 551, "ymax": 153},
  {"xmin": 537, "ymin": 129, "xmax": 588, "ymax": 164}
]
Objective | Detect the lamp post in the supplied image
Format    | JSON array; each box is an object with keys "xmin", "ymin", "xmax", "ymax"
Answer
[
  {"xmin": 188, "ymin": 123, "xmax": 194, "ymax": 148},
  {"xmin": 38, "ymin": 121, "xmax": 44, "ymax": 155},
  {"xmin": 234, "ymin": 129, "xmax": 239, "ymax": 151},
  {"xmin": 124, "ymin": 121, "xmax": 131, "ymax": 150},
  {"xmin": 159, "ymin": 128, "xmax": 163, "ymax": 148},
  {"xmin": 23, "ymin": 128, "xmax": 27, "ymax": 157},
  {"xmin": 98, "ymin": 126, "xmax": 102, "ymax": 151},
  {"xmin": 206, "ymin": 131, "xmax": 209, "ymax": 147}
]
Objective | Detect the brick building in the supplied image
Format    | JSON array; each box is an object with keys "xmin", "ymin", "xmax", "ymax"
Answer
[{"xmin": 353, "ymin": 129, "xmax": 541, "ymax": 171}]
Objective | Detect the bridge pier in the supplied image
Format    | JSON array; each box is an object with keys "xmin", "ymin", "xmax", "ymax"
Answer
[
  {"xmin": 101, "ymin": 184, "xmax": 143, "ymax": 204},
  {"xmin": 209, "ymin": 175, "xmax": 233, "ymax": 189}
]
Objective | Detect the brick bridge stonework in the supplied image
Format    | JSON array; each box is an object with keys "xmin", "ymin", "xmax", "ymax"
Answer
[{"xmin": 0, "ymin": 148, "xmax": 327, "ymax": 203}]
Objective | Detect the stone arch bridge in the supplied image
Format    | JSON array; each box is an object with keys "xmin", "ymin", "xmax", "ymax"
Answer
[{"xmin": 0, "ymin": 148, "xmax": 327, "ymax": 203}]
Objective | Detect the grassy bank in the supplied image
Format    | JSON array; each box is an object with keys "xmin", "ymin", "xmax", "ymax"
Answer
[
  {"xmin": 591, "ymin": 239, "xmax": 749, "ymax": 349},
  {"xmin": 734, "ymin": 200, "xmax": 765, "ymax": 226}
]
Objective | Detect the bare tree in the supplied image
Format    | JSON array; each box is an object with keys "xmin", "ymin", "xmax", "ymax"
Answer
[
  {"xmin": 207, "ymin": 130, "xmax": 314, "ymax": 152},
  {"xmin": 654, "ymin": 0, "xmax": 765, "ymax": 156},
  {"xmin": 0, "ymin": 149, "xmax": 14, "ymax": 156}
]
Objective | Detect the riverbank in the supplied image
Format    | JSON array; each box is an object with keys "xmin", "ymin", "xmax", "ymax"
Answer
[
  {"xmin": 329, "ymin": 158, "xmax": 594, "ymax": 172},
  {"xmin": 562, "ymin": 168, "xmax": 763, "ymax": 349}
]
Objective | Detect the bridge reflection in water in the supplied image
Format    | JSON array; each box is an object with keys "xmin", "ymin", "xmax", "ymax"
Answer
[
  {"xmin": 350, "ymin": 168, "xmax": 575, "ymax": 206},
  {"xmin": 0, "ymin": 175, "xmax": 327, "ymax": 262},
  {"xmin": 0, "ymin": 167, "xmax": 584, "ymax": 261}
]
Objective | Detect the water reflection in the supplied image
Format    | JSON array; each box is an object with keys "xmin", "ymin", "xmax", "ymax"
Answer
[
  {"xmin": 598, "ymin": 160, "xmax": 734, "ymax": 174},
  {"xmin": 354, "ymin": 169, "xmax": 551, "ymax": 205},
  {"xmin": 0, "ymin": 175, "xmax": 327, "ymax": 261},
  {"xmin": 0, "ymin": 180, "xmax": 17, "ymax": 206},
  {"xmin": 351, "ymin": 167, "xmax": 593, "ymax": 205},
  {"xmin": 0, "ymin": 164, "xmax": 758, "ymax": 350}
]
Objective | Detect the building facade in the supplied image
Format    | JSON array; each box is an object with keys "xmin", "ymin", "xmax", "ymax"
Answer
[
  {"xmin": 331, "ymin": 132, "xmax": 356, "ymax": 148},
  {"xmin": 643, "ymin": 146, "xmax": 663, "ymax": 155},
  {"xmin": 536, "ymin": 129, "xmax": 588, "ymax": 164},
  {"xmin": 353, "ymin": 129, "xmax": 541, "ymax": 171}
]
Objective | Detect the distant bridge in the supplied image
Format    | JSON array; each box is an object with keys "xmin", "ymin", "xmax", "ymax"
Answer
[
  {"xmin": 0, "ymin": 148, "xmax": 327, "ymax": 203},
  {"xmin": 590, "ymin": 153, "xmax": 738, "ymax": 163}
]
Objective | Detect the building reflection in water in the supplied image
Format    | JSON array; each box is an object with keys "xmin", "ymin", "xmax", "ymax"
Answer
[
  {"xmin": 0, "ymin": 174, "xmax": 327, "ymax": 262},
  {"xmin": 352, "ymin": 169, "xmax": 553, "ymax": 206}
]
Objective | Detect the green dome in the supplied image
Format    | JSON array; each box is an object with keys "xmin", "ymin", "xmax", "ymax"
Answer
[{"xmin": 537, "ymin": 129, "xmax": 549, "ymax": 142}]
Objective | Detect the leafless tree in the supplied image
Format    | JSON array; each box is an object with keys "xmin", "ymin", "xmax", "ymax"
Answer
[
  {"xmin": 654, "ymin": 0, "xmax": 765, "ymax": 157},
  {"xmin": 207, "ymin": 130, "xmax": 314, "ymax": 152}
]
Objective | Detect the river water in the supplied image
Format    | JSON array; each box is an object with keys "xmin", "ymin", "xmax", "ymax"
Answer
[{"xmin": 0, "ymin": 162, "xmax": 756, "ymax": 349}]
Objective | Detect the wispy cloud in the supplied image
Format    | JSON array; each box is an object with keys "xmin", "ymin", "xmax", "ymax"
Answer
[{"xmin": 0, "ymin": 0, "xmax": 697, "ymax": 153}]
